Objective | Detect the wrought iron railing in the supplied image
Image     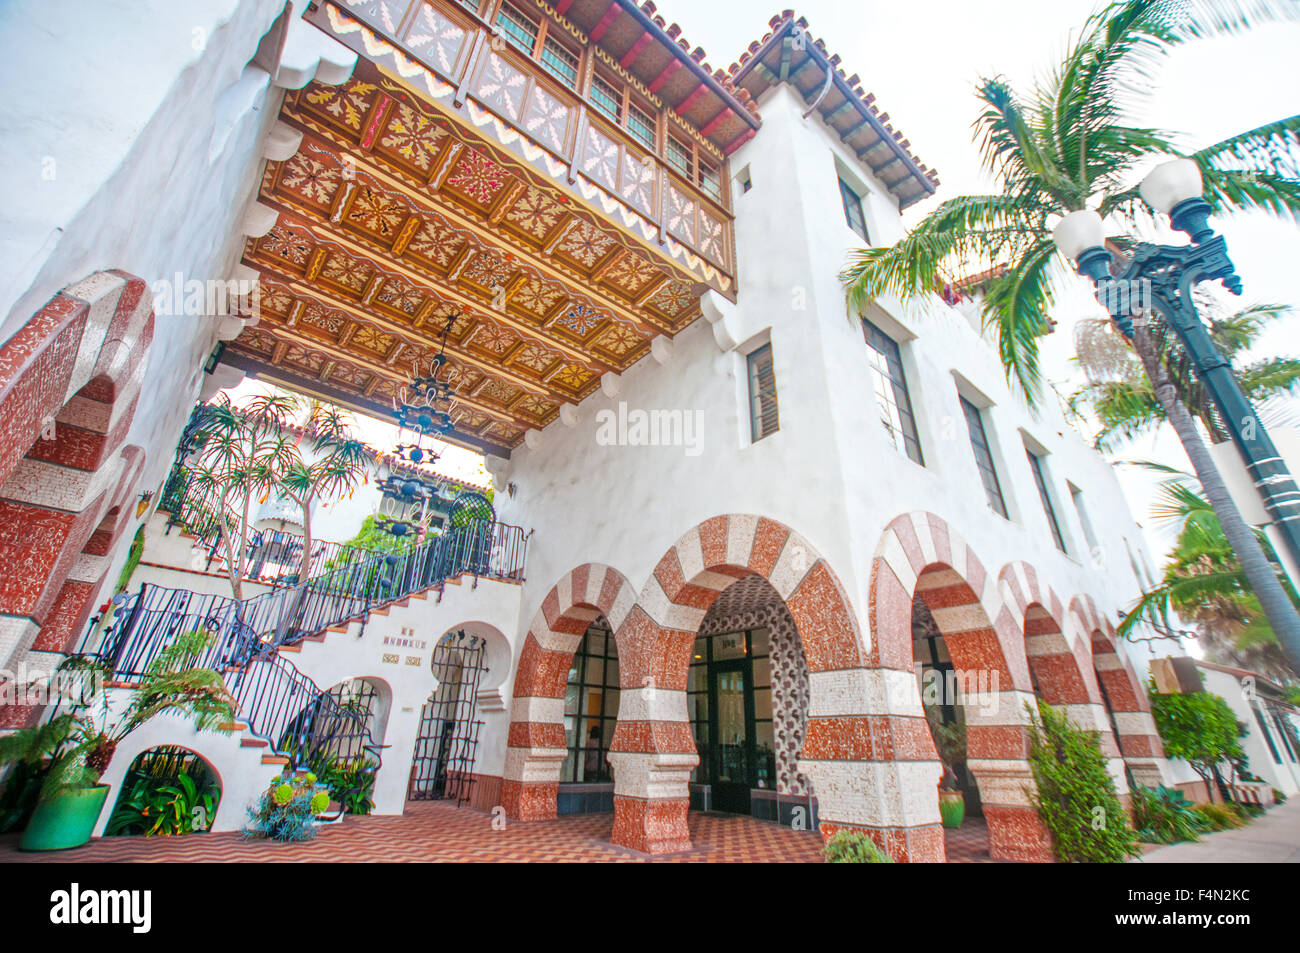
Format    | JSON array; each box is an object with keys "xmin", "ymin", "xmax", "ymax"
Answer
[
  {"xmin": 78, "ymin": 519, "xmax": 527, "ymax": 809},
  {"xmin": 159, "ymin": 462, "xmax": 397, "ymax": 588}
]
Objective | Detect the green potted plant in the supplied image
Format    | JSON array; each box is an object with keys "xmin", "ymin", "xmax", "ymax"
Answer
[
  {"xmin": 0, "ymin": 630, "xmax": 235, "ymax": 851},
  {"xmin": 926, "ymin": 706, "xmax": 967, "ymax": 828}
]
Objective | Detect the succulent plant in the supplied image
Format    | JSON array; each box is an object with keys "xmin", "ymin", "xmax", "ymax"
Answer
[
  {"xmin": 272, "ymin": 783, "xmax": 294, "ymax": 807},
  {"xmin": 309, "ymin": 791, "xmax": 330, "ymax": 815}
]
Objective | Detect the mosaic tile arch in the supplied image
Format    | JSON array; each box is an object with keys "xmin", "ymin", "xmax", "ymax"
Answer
[
  {"xmin": 0, "ymin": 271, "xmax": 156, "ymax": 718},
  {"xmin": 697, "ymin": 573, "xmax": 810, "ymax": 797}
]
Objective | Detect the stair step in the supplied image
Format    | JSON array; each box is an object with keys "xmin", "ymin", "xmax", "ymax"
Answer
[
  {"xmin": 219, "ymin": 722, "xmax": 249, "ymax": 732},
  {"xmin": 277, "ymin": 644, "xmax": 302, "ymax": 653},
  {"xmin": 240, "ymin": 738, "xmax": 268, "ymax": 748},
  {"xmin": 261, "ymin": 754, "xmax": 290, "ymax": 766}
]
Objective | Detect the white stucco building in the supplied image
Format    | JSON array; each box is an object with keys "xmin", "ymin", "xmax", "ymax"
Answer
[{"xmin": 0, "ymin": 1, "xmax": 1198, "ymax": 862}]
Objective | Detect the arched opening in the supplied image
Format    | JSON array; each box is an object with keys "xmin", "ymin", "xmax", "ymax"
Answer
[
  {"xmin": 410, "ymin": 630, "xmax": 490, "ymax": 806},
  {"xmin": 104, "ymin": 745, "xmax": 222, "ymax": 837},
  {"xmin": 912, "ymin": 594, "xmax": 984, "ymax": 856},
  {"xmin": 501, "ymin": 563, "xmax": 639, "ymax": 823},
  {"xmin": 872, "ymin": 512, "xmax": 1054, "ymax": 862},
  {"xmin": 686, "ymin": 574, "xmax": 810, "ymax": 825},
  {"xmin": 282, "ymin": 675, "xmax": 389, "ymax": 815},
  {"xmin": 1021, "ymin": 601, "xmax": 1127, "ymax": 793},
  {"xmin": 1076, "ymin": 595, "xmax": 1168, "ymax": 790},
  {"xmin": 556, "ymin": 615, "xmax": 618, "ymax": 814}
]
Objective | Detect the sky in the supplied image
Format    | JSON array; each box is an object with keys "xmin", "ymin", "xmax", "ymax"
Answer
[
  {"xmin": 646, "ymin": 0, "xmax": 1300, "ymax": 561},
  {"xmin": 221, "ymin": 377, "xmax": 494, "ymax": 487},
  {"xmin": 229, "ymin": 1, "xmax": 1300, "ymax": 566}
]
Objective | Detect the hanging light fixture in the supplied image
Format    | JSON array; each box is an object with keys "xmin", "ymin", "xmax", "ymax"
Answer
[{"xmin": 392, "ymin": 311, "xmax": 460, "ymax": 462}]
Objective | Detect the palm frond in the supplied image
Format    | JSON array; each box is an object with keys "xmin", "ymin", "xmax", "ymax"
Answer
[
  {"xmin": 840, "ymin": 193, "xmax": 1036, "ymax": 314},
  {"xmin": 980, "ymin": 238, "xmax": 1061, "ymax": 402}
]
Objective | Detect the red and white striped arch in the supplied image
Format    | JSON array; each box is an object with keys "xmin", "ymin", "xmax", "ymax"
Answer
[
  {"xmin": 998, "ymin": 561, "xmax": 1127, "ymax": 792},
  {"xmin": 1070, "ymin": 594, "xmax": 1169, "ymax": 788},
  {"xmin": 869, "ymin": 512, "xmax": 1053, "ymax": 862},
  {"xmin": 0, "ymin": 271, "xmax": 154, "ymax": 713},
  {"xmin": 629, "ymin": 514, "xmax": 945, "ymax": 860},
  {"xmin": 502, "ymin": 562, "xmax": 638, "ymax": 822}
]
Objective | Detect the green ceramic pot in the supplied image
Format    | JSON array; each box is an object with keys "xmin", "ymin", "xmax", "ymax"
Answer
[
  {"xmin": 20, "ymin": 785, "xmax": 110, "ymax": 851},
  {"xmin": 938, "ymin": 790, "xmax": 966, "ymax": 829}
]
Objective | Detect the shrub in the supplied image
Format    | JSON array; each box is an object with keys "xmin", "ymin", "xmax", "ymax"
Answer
[
  {"xmin": 1130, "ymin": 784, "xmax": 1206, "ymax": 844},
  {"xmin": 1148, "ymin": 682, "xmax": 1246, "ymax": 802},
  {"xmin": 822, "ymin": 831, "xmax": 895, "ymax": 863},
  {"xmin": 1027, "ymin": 699, "xmax": 1140, "ymax": 863},
  {"xmin": 312, "ymin": 756, "xmax": 377, "ymax": 815},
  {"xmin": 1195, "ymin": 802, "xmax": 1247, "ymax": 831},
  {"xmin": 105, "ymin": 748, "xmax": 221, "ymax": 837},
  {"xmin": 244, "ymin": 773, "xmax": 330, "ymax": 842},
  {"xmin": 1273, "ymin": 788, "xmax": 1288, "ymax": 804}
]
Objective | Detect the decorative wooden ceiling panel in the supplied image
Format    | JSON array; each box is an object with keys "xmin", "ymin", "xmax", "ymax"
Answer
[{"xmin": 230, "ymin": 56, "xmax": 725, "ymax": 455}]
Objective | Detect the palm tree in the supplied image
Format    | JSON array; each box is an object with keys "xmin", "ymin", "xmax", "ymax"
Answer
[
  {"xmin": 187, "ymin": 392, "xmax": 299, "ymax": 600},
  {"xmin": 1071, "ymin": 301, "xmax": 1300, "ymax": 452},
  {"xmin": 278, "ymin": 401, "xmax": 375, "ymax": 584},
  {"xmin": 1119, "ymin": 464, "xmax": 1298, "ymax": 681},
  {"xmin": 840, "ymin": 0, "xmax": 1300, "ymax": 670}
]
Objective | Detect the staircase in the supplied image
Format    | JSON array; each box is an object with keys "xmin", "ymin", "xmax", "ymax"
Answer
[{"xmin": 78, "ymin": 519, "xmax": 527, "ymax": 820}]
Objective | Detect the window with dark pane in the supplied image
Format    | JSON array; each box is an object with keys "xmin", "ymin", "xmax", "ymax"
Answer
[
  {"xmin": 839, "ymin": 176, "xmax": 869, "ymax": 242},
  {"xmin": 494, "ymin": 3, "xmax": 538, "ymax": 52},
  {"xmin": 1027, "ymin": 449, "xmax": 1066, "ymax": 551},
  {"xmin": 699, "ymin": 160, "xmax": 722, "ymax": 201},
  {"xmin": 687, "ymin": 628, "xmax": 774, "ymax": 789},
  {"xmin": 959, "ymin": 396, "xmax": 1008, "ymax": 517},
  {"xmin": 862, "ymin": 318, "xmax": 923, "ymax": 465},
  {"xmin": 1252, "ymin": 705, "xmax": 1283, "ymax": 764},
  {"xmin": 540, "ymin": 34, "xmax": 579, "ymax": 87},
  {"xmin": 747, "ymin": 343, "xmax": 779, "ymax": 441},
  {"xmin": 561, "ymin": 618, "xmax": 619, "ymax": 782},
  {"xmin": 626, "ymin": 102, "xmax": 656, "ymax": 151},
  {"xmin": 666, "ymin": 137, "xmax": 691, "ymax": 177},
  {"xmin": 589, "ymin": 73, "xmax": 621, "ymax": 123}
]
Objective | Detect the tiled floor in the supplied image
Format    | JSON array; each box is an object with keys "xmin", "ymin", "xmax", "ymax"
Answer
[{"xmin": 0, "ymin": 803, "xmax": 995, "ymax": 863}]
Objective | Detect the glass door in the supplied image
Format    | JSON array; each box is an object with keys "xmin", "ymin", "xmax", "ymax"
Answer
[{"xmin": 710, "ymin": 659, "xmax": 753, "ymax": 814}]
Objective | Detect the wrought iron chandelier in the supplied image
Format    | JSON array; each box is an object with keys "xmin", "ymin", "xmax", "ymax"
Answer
[{"xmin": 391, "ymin": 312, "xmax": 460, "ymax": 464}]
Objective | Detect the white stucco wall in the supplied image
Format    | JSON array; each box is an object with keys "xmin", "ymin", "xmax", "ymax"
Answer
[
  {"xmin": 489, "ymin": 85, "xmax": 1159, "ymax": 693},
  {"xmin": 0, "ymin": 0, "xmax": 362, "ymax": 654}
]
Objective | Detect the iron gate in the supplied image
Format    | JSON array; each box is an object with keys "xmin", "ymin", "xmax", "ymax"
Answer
[{"xmin": 408, "ymin": 630, "xmax": 487, "ymax": 805}]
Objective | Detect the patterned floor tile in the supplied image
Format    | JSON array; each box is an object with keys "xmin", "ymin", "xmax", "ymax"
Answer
[{"xmin": 0, "ymin": 804, "xmax": 998, "ymax": 863}]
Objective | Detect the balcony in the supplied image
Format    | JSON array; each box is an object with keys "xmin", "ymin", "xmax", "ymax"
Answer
[
  {"xmin": 223, "ymin": 0, "xmax": 748, "ymax": 455},
  {"xmin": 306, "ymin": 0, "xmax": 738, "ymax": 288}
]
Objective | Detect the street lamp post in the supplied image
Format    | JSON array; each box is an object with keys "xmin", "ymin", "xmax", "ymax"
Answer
[{"xmin": 1055, "ymin": 158, "xmax": 1300, "ymax": 669}]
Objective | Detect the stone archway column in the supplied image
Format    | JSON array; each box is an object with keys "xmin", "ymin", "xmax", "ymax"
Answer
[
  {"xmin": 501, "ymin": 563, "xmax": 640, "ymax": 821},
  {"xmin": 621, "ymin": 514, "xmax": 949, "ymax": 860},
  {"xmin": 1093, "ymin": 644, "xmax": 1167, "ymax": 788},
  {"xmin": 608, "ymin": 605, "xmax": 698, "ymax": 854}
]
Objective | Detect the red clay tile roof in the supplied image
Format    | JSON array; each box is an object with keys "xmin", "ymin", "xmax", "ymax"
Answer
[{"xmin": 729, "ymin": 10, "xmax": 939, "ymax": 208}]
